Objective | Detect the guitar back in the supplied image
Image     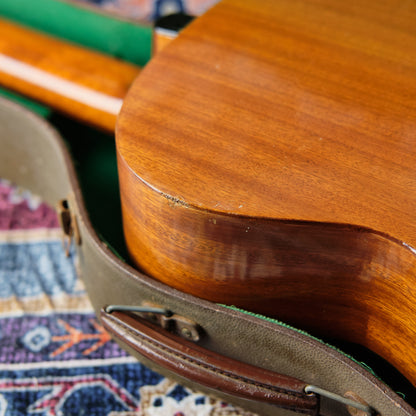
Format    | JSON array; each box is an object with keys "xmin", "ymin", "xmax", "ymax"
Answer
[{"xmin": 116, "ymin": 0, "xmax": 416, "ymax": 386}]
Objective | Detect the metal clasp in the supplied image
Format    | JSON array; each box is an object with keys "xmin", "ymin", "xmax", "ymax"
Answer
[
  {"xmin": 105, "ymin": 304, "xmax": 201, "ymax": 342},
  {"xmin": 305, "ymin": 385, "xmax": 378, "ymax": 416},
  {"xmin": 57, "ymin": 199, "xmax": 81, "ymax": 256}
]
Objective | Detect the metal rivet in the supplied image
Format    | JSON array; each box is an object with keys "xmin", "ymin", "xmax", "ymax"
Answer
[
  {"xmin": 181, "ymin": 327, "xmax": 193, "ymax": 339},
  {"xmin": 304, "ymin": 386, "xmax": 376, "ymax": 416}
]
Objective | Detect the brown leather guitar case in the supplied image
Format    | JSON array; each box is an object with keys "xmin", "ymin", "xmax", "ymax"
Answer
[{"xmin": 0, "ymin": 97, "xmax": 415, "ymax": 416}]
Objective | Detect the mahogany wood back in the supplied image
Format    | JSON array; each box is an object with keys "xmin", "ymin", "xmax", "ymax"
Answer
[{"xmin": 116, "ymin": 0, "xmax": 416, "ymax": 387}]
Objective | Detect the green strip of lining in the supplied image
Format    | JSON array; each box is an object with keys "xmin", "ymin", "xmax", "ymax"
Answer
[
  {"xmin": 0, "ymin": 88, "xmax": 51, "ymax": 118},
  {"xmin": 223, "ymin": 304, "xmax": 380, "ymax": 378},
  {"xmin": 0, "ymin": 0, "xmax": 152, "ymax": 66}
]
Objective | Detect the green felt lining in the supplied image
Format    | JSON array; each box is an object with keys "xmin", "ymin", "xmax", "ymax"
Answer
[
  {"xmin": 223, "ymin": 304, "xmax": 376, "ymax": 375},
  {"xmin": 0, "ymin": 0, "xmax": 152, "ymax": 66},
  {"xmin": 224, "ymin": 305, "xmax": 414, "ymax": 405},
  {"xmin": 0, "ymin": 88, "xmax": 51, "ymax": 118}
]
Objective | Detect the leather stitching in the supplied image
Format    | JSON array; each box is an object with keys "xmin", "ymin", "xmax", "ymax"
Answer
[{"xmin": 106, "ymin": 315, "xmax": 317, "ymax": 415}]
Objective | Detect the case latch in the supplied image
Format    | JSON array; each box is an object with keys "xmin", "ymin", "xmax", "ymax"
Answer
[
  {"xmin": 57, "ymin": 199, "xmax": 81, "ymax": 256},
  {"xmin": 105, "ymin": 304, "xmax": 201, "ymax": 342}
]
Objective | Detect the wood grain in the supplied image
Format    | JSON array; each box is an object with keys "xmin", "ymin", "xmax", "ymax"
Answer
[
  {"xmin": 116, "ymin": 0, "xmax": 416, "ymax": 386},
  {"xmin": 0, "ymin": 18, "xmax": 140, "ymax": 131}
]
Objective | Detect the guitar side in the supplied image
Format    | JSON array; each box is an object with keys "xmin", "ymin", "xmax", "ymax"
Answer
[
  {"xmin": 116, "ymin": 0, "xmax": 416, "ymax": 387},
  {"xmin": 118, "ymin": 151, "xmax": 416, "ymax": 386}
]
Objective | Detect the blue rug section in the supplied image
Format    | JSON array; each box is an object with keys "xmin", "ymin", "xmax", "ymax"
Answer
[
  {"xmin": 0, "ymin": 181, "xmax": 252, "ymax": 416},
  {"xmin": 0, "ymin": 241, "xmax": 79, "ymax": 298},
  {"xmin": 0, "ymin": 313, "xmax": 130, "ymax": 363},
  {"xmin": 0, "ymin": 364, "xmax": 163, "ymax": 415}
]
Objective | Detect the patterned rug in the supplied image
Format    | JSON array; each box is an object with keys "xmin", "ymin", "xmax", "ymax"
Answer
[
  {"xmin": 0, "ymin": 179, "xmax": 254, "ymax": 416},
  {"xmin": 75, "ymin": 0, "xmax": 219, "ymax": 21}
]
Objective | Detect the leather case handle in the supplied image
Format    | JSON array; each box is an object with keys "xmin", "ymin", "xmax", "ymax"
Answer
[{"xmin": 100, "ymin": 309, "xmax": 319, "ymax": 415}]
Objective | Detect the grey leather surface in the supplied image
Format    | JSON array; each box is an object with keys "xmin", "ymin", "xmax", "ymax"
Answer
[{"xmin": 0, "ymin": 97, "xmax": 414, "ymax": 416}]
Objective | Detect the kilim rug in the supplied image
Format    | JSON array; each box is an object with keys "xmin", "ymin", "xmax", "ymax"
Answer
[
  {"xmin": 75, "ymin": 0, "xmax": 219, "ymax": 21},
  {"xmin": 0, "ymin": 179, "xmax": 254, "ymax": 416}
]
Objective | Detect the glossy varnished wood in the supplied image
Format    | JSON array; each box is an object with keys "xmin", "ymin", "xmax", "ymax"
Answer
[
  {"xmin": 117, "ymin": 0, "xmax": 416, "ymax": 386},
  {"xmin": 118, "ymin": 0, "xmax": 416, "ymax": 243},
  {"xmin": 0, "ymin": 18, "xmax": 140, "ymax": 131}
]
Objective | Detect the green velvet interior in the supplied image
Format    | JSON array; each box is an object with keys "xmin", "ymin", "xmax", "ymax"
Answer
[
  {"xmin": 227, "ymin": 306, "xmax": 415, "ymax": 407},
  {"xmin": 0, "ymin": 0, "xmax": 152, "ymax": 66},
  {"xmin": 0, "ymin": 88, "xmax": 52, "ymax": 118}
]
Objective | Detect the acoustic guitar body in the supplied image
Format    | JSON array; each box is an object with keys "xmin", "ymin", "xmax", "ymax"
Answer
[{"xmin": 116, "ymin": 0, "xmax": 416, "ymax": 387}]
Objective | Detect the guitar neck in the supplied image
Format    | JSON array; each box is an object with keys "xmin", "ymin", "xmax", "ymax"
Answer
[
  {"xmin": 0, "ymin": 13, "xmax": 192, "ymax": 131},
  {"xmin": 0, "ymin": 18, "xmax": 140, "ymax": 131}
]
